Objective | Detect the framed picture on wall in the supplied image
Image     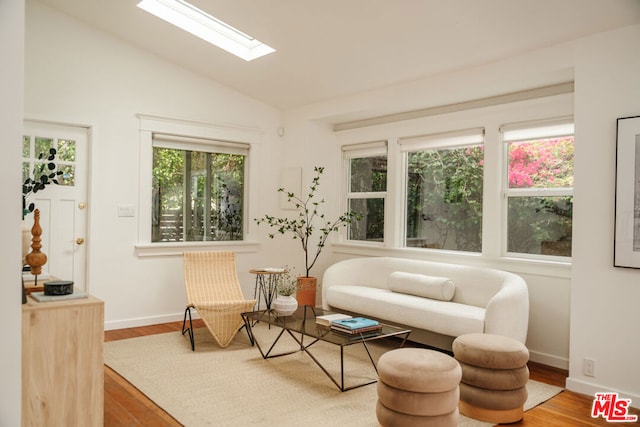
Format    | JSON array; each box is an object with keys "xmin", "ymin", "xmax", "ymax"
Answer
[{"xmin": 614, "ymin": 115, "xmax": 640, "ymax": 268}]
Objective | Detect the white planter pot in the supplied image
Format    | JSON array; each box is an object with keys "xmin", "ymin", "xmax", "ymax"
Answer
[{"xmin": 273, "ymin": 295, "xmax": 298, "ymax": 316}]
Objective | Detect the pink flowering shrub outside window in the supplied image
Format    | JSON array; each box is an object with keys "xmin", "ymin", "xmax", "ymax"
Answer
[
  {"xmin": 508, "ymin": 137, "xmax": 574, "ymax": 189},
  {"xmin": 506, "ymin": 136, "xmax": 574, "ymax": 257}
]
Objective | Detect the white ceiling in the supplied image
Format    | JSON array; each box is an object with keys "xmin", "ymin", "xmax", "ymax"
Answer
[{"xmin": 37, "ymin": 0, "xmax": 640, "ymax": 110}]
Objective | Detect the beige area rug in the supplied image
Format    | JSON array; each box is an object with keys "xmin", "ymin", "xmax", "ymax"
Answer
[{"xmin": 104, "ymin": 324, "xmax": 562, "ymax": 427}]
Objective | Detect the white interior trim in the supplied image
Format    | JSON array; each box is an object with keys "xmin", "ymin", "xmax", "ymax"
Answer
[
  {"xmin": 501, "ymin": 116, "xmax": 574, "ymax": 142},
  {"xmin": 334, "ymin": 82, "xmax": 574, "ymax": 132},
  {"xmin": 135, "ymin": 114, "xmax": 261, "ymax": 255},
  {"xmin": 342, "ymin": 140, "xmax": 387, "ymax": 158},
  {"xmin": 399, "ymin": 127, "xmax": 484, "ymax": 151}
]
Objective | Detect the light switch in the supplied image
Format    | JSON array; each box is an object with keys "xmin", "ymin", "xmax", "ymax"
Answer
[{"xmin": 118, "ymin": 204, "xmax": 135, "ymax": 217}]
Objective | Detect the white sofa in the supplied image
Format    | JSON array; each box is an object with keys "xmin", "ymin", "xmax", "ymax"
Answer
[{"xmin": 321, "ymin": 257, "xmax": 529, "ymax": 350}]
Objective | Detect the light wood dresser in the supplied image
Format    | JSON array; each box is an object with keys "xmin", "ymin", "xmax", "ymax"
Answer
[{"xmin": 22, "ymin": 294, "xmax": 104, "ymax": 427}]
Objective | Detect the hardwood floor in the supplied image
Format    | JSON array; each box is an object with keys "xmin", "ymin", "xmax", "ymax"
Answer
[{"xmin": 104, "ymin": 321, "xmax": 638, "ymax": 426}]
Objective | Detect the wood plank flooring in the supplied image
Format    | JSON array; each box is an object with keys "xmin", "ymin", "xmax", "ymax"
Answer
[{"xmin": 103, "ymin": 321, "xmax": 638, "ymax": 426}]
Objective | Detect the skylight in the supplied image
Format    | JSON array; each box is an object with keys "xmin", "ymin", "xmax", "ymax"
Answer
[{"xmin": 137, "ymin": 0, "xmax": 275, "ymax": 61}]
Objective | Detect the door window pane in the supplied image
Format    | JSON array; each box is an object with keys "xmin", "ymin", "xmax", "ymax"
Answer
[
  {"xmin": 57, "ymin": 139, "xmax": 76, "ymax": 162},
  {"xmin": 23, "ymin": 135, "xmax": 30, "ymax": 157},
  {"xmin": 34, "ymin": 137, "xmax": 53, "ymax": 159},
  {"xmin": 58, "ymin": 165, "xmax": 75, "ymax": 186}
]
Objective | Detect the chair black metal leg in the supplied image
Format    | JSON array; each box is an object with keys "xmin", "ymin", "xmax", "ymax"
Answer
[
  {"xmin": 240, "ymin": 316, "xmax": 255, "ymax": 346},
  {"xmin": 182, "ymin": 306, "xmax": 195, "ymax": 351}
]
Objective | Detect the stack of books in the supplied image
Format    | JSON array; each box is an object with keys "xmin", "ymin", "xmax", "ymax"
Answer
[
  {"xmin": 330, "ymin": 317, "xmax": 382, "ymax": 335},
  {"xmin": 316, "ymin": 313, "xmax": 353, "ymax": 327}
]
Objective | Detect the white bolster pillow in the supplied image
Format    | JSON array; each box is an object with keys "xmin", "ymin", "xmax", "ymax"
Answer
[{"xmin": 388, "ymin": 271, "xmax": 455, "ymax": 301}]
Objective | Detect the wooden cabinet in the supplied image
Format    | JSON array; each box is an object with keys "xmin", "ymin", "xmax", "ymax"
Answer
[{"xmin": 22, "ymin": 294, "xmax": 104, "ymax": 427}]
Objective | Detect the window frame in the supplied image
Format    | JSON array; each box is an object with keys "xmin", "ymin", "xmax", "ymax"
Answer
[
  {"xmin": 500, "ymin": 117, "xmax": 574, "ymax": 260},
  {"xmin": 136, "ymin": 114, "xmax": 260, "ymax": 257},
  {"xmin": 342, "ymin": 141, "xmax": 388, "ymax": 245}
]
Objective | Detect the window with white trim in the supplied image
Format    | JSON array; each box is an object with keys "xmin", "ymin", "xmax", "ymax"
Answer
[
  {"xmin": 502, "ymin": 118, "xmax": 574, "ymax": 257},
  {"xmin": 343, "ymin": 141, "xmax": 387, "ymax": 243},
  {"xmin": 151, "ymin": 134, "xmax": 248, "ymax": 242},
  {"xmin": 400, "ymin": 128, "xmax": 485, "ymax": 252}
]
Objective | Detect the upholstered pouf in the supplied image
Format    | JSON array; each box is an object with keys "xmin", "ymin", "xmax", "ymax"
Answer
[
  {"xmin": 376, "ymin": 348, "xmax": 461, "ymax": 427},
  {"xmin": 452, "ymin": 333, "xmax": 530, "ymax": 424}
]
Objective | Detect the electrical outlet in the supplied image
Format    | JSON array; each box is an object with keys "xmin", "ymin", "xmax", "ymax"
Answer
[{"xmin": 583, "ymin": 358, "xmax": 596, "ymax": 377}]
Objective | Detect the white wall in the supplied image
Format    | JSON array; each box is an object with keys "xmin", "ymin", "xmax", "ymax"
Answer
[
  {"xmin": 282, "ymin": 24, "xmax": 640, "ymax": 401},
  {"xmin": 24, "ymin": 0, "xmax": 293, "ymax": 330},
  {"xmin": 567, "ymin": 24, "xmax": 640, "ymax": 402},
  {"xmin": 0, "ymin": 0, "xmax": 24, "ymax": 424}
]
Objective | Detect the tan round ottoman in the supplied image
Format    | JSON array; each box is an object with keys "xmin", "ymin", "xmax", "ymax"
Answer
[
  {"xmin": 376, "ymin": 348, "xmax": 461, "ymax": 427},
  {"xmin": 452, "ymin": 333, "xmax": 530, "ymax": 424}
]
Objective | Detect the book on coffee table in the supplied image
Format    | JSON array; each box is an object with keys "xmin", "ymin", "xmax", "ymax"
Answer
[
  {"xmin": 330, "ymin": 317, "xmax": 382, "ymax": 335},
  {"xmin": 316, "ymin": 313, "xmax": 352, "ymax": 326},
  {"xmin": 331, "ymin": 317, "xmax": 379, "ymax": 330},
  {"xmin": 330, "ymin": 324, "xmax": 383, "ymax": 335}
]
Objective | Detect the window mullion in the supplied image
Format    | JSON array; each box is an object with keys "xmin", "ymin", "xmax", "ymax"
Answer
[
  {"xmin": 505, "ymin": 188, "xmax": 573, "ymax": 198},
  {"xmin": 205, "ymin": 153, "xmax": 212, "ymax": 241},
  {"xmin": 347, "ymin": 191, "xmax": 386, "ymax": 199}
]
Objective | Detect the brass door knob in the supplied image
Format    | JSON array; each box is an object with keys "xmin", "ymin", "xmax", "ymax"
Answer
[{"xmin": 76, "ymin": 237, "xmax": 85, "ymax": 245}]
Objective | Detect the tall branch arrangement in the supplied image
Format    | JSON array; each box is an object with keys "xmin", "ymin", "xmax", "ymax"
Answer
[
  {"xmin": 22, "ymin": 148, "xmax": 63, "ymax": 219},
  {"xmin": 255, "ymin": 166, "xmax": 361, "ymax": 277}
]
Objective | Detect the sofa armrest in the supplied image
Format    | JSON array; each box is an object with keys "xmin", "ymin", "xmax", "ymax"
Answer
[
  {"xmin": 483, "ymin": 277, "xmax": 529, "ymax": 343},
  {"xmin": 321, "ymin": 258, "xmax": 384, "ymax": 309}
]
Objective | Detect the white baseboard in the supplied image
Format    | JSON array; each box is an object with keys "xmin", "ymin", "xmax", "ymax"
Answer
[
  {"xmin": 529, "ymin": 349, "xmax": 569, "ymax": 370},
  {"xmin": 104, "ymin": 311, "xmax": 200, "ymax": 331},
  {"xmin": 566, "ymin": 377, "xmax": 640, "ymax": 408}
]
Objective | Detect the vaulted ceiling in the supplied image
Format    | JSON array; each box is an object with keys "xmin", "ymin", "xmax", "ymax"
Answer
[{"xmin": 37, "ymin": 0, "xmax": 640, "ymax": 109}]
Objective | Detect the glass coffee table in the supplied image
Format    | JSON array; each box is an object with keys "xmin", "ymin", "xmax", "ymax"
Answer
[{"xmin": 241, "ymin": 306, "xmax": 411, "ymax": 391}]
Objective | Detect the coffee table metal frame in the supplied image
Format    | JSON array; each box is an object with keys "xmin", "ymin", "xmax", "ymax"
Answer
[{"xmin": 241, "ymin": 306, "xmax": 411, "ymax": 391}]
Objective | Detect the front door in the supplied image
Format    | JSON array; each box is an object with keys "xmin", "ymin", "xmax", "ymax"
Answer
[{"xmin": 22, "ymin": 120, "xmax": 89, "ymax": 291}]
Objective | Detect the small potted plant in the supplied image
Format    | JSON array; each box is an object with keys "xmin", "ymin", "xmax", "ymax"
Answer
[
  {"xmin": 272, "ymin": 269, "xmax": 298, "ymax": 316},
  {"xmin": 255, "ymin": 166, "xmax": 361, "ymax": 306}
]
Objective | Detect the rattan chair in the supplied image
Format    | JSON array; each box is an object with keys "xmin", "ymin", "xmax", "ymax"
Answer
[{"xmin": 182, "ymin": 251, "xmax": 256, "ymax": 349}]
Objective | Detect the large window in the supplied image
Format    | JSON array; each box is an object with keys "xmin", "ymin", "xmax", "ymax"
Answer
[
  {"xmin": 343, "ymin": 142, "xmax": 387, "ymax": 242},
  {"xmin": 151, "ymin": 134, "xmax": 248, "ymax": 242},
  {"xmin": 400, "ymin": 129, "xmax": 484, "ymax": 252},
  {"xmin": 502, "ymin": 119, "xmax": 574, "ymax": 257}
]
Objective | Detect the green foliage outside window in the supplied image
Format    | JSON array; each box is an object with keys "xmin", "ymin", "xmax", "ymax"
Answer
[
  {"xmin": 152, "ymin": 147, "xmax": 244, "ymax": 242},
  {"xmin": 406, "ymin": 145, "xmax": 484, "ymax": 252},
  {"xmin": 348, "ymin": 156, "xmax": 386, "ymax": 241},
  {"xmin": 507, "ymin": 196, "xmax": 573, "ymax": 255}
]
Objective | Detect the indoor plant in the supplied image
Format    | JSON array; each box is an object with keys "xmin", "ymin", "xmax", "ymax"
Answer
[
  {"xmin": 23, "ymin": 147, "xmax": 63, "ymax": 219},
  {"xmin": 272, "ymin": 268, "xmax": 298, "ymax": 316},
  {"xmin": 255, "ymin": 166, "xmax": 361, "ymax": 306}
]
